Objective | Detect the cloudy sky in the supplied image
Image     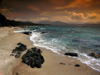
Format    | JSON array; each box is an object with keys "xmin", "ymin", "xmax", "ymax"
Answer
[{"xmin": 0, "ymin": 0, "xmax": 100, "ymax": 24}]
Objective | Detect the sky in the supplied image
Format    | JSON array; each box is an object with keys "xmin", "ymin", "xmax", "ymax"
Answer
[{"xmin": 0, "ymin": 0, "xmax": 100, "ymax": 24}]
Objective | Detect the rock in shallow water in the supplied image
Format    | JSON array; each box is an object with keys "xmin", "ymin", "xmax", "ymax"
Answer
[
  {"xmin": 64, "ymin": 52, "xmax": 78, "ymax": 57},
  {"xmin": 22, "ymin": 32, "xmax": 32, "ymax": 35},
  {"xmin": 89, "ymin": 52, "xmax": 100, "ymax": 58}
]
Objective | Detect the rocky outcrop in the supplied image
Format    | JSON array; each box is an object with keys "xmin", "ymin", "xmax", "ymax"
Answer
[
  {"xmin": 11, "ymin": 43, "xmax": 45, "ymax": 68},
  {"xmin": 65, "ymin": 52, "xmax": 78, "ymax": 57},
  {"xmin": 22, "ymin": 47, "xmax": 44, "ymax": 68}
]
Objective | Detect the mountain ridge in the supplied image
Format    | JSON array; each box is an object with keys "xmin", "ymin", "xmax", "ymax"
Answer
[{"xmin": 38, "ymin": 20, "xmax": 100, "ymax": 26}]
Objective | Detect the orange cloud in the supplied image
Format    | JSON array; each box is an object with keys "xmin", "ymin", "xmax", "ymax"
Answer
[
  {"xmin": 87, "ymin": 13, "xmax": 99, "ymax": 19},
  {"xmin": 41, "ymin": 12, "xmax": 49, "ymax": 16},
  {"xmin": 71, "ymin": 12, "xmax": 86, "ymax": 20},
  {"xmin": 49, "ymin": 0, "xmax": 66, "ymax": 4},
  {"xmin": 55, "ymin": 0, "xmax": 92, "ymax": 9},
  {"xmin": 0, "ymin": 8, "xmax": 9, "ymax": 12},
  {"xmin": 28, "ymin": 5, "xmax": 39, "ymax": 11}
]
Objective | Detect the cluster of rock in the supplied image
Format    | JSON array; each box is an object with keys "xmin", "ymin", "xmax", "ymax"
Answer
[
  {"xmin": 11, "ymin": 43, "xmax": 45, "ymax": 68},
  {"xmin": 12, "ymin": 42, "xmax": 27, "ymax": 58},
  {"xmin": 22, "ymin": 47, "xmax": 44, "ymax": 68}
]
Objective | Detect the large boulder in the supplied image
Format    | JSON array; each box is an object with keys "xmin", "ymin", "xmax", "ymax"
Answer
[
  {"xmin": 65, "ymin": 52, "xmax": 78, "ymax": 57},
  {"xmin": 22, "ymin": 47, "xmax": 45, "ymax": 68}
]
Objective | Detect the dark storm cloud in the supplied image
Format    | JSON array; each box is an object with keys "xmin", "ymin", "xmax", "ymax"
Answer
[
  {"xmin": 0, "ymin": 0, "xmax": 100, "ymax": 24},
  {"xmin": 0, "ymin": 0, "xmax": 2, "ymax": 4},
  {"xmin": 1, "ymin": 0, "xmax": 76, "ymax": 12},
  {"xmin": 0, "ymin": 0, "xmax": 2, "ymax": 3}
]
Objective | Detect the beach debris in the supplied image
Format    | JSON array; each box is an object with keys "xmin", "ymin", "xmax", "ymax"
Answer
[
  {"xmin": 75, "ymin": 64, "xmax": 81, "ymax": 67},
  {"xmin": 64, "ymin": 52, "xmax": 78, "ymax": 57},
  {"xmin": 89, "ymin": 52, "xmax": 100, "ymax": 58},
  {"xmin": 60, "ymin": 63, "xmax": 66, "ymax": 65},
  {"xmin": 22, "ymin": 47, "xmax": 45, "ymax": 68}
]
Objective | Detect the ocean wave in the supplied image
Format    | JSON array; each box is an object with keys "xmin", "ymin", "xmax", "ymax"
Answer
[
  {"xmin": 30, "ymin": 31, "xmax": 100, "ymax": 72},
  {"xmin": 78, "ymin": 53, "xmax": 100, "ymax": 72},
  {"xmin": 30, "ymin": 31, "xmax": 67, "ymax": 54}
]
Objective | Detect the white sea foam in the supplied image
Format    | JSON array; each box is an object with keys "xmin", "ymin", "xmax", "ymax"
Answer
[
  {"xmin": 30, "ymin": 31, "xmax": 100, "ymax": 72},
  {"xmin": 40, "ymin": 28, "xmax": 46, "ymax": 30},
  {"xmin": 30, "ymin": 31, "xmax": 67, "ymax": 54},
  {"xmin": 14, "ymin": 29, "xmax": 31, "ymax": 33},
  {"xmin": 78, "ymin": 53, "xmax": 100, "ymax": 72}
]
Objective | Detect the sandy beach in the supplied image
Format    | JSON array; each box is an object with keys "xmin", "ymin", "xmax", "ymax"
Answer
[{"xmin": 0, "ymin": 27, "xmax": 100, "ymax": 75}]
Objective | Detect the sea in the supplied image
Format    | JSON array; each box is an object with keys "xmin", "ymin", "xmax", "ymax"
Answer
[{"xmin": 15, "ymin": 26, "xmax": 100, "ymax": 72}]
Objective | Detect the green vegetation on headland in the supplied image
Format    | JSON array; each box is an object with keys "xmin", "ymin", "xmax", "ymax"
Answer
[{"xmin": 0, "ymin": 13, "xmax": 48, "ymax": 27}]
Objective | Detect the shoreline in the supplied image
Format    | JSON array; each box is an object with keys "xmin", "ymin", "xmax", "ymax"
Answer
[{"xmin": 0, "ymin": 27, "xmax": 100, "ymax": 75}]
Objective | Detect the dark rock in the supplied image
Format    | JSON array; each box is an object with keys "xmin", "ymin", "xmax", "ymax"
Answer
[
  {"xmin": 35, "ymin": 28, "xmax": 38, "ymax": 29},
  {"xmin": 41, "ymin": 32, "xmax": 46, "ymax": 34},
  {"xmin": 72, "ymin": 39, "xmax": 80, "ymax": 43},
  {"xmin": 22, "ymin": 47, "xmax": 45, "ymax": 68},
  {"xmin": 22, "ymin": 32, "xmax": 32, "ymax": 35},
  {"xmin": 35, "ymin": 59, "xmax": 42, "ymax": 68},
  {"xmin": 60, "ymin": 63, "xmax": 66, "ymax": 65},
  {"xmin": 89, "ymin": 52, "xmax": 100, "ymax": 58},
  {"xmin": 18, "ymin": 44, "xmax": 27, "ymax": 51},
  {"xmin": 95, "ymin": 45, "xmax": 100, "ymax": 47},
  {"xmin": 17, "ymin": 51, "xmax": 22, "ymax": 54},
  {"xmin": 17, "ymin": 42, "xmax": 23, "ymax": 45},
  {"xmin": 65, "ymin": 52, "xmax": 78, "ymax": 57},
  {"xmin": 30, "ymin": 62, "xmax": 35, "ymax": 68},
  {"xmin": 12, "ymin": 43, "xmax": 27, "ymax": 53},
  {"xmin": 12, "ymin": 48, "xmax": 19, "ymax": 53},
  {"xmin": 75, "ymin": 64, "xmax": 81, "ymax": 67},
  {"xmin": 10, "ymin": 54, "xmax": 14, "ymax": 56},
  {"xmin": 16, "ymin": 72, "xmax": 19, "ymax": 75},
  {"xmin": 12, "ymin": 43, "xmax": 27, "ymax": 58},
  {"xmin": 15, "ymin": 53, "xmax": 20, "ymax": 58}
]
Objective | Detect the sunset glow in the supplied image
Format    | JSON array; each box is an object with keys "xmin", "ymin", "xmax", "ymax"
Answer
[{"xmin": 0, "ymin": 0, "xmax": 100, "ymax": 24}]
